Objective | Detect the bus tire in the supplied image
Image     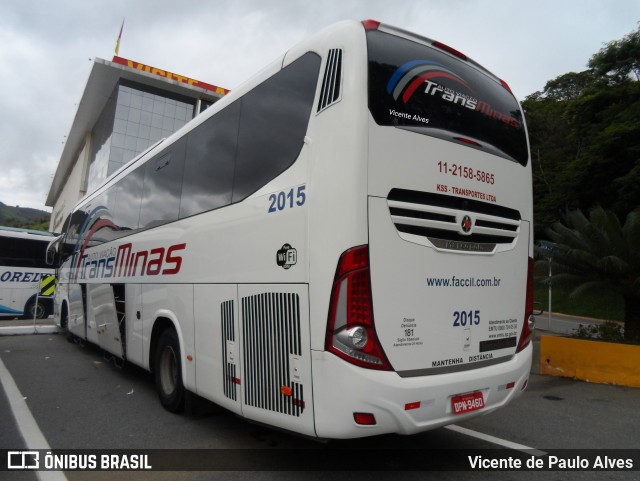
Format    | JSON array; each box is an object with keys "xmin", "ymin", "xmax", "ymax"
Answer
[
  {"xmin": 60, "ymin": 302, "xmax": 69, "ymax": 329},
  {"xmin": 154, "ymin": 328, "xmax": 185, "ymax": 413},
  {"xmin": 24, "ymin": 300, "xmax": 46, "ymax": 320}
]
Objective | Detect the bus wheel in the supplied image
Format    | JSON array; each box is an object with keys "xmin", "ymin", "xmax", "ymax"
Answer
[
  {"xmin": 60, "ymin": 303, "xmax": 69, "ymax": 329},
  {"xmin": 154, "ymin": 328, "xmax": 185, "ymax": 413},
  {"xmin": 24, "ymin": 300, "xmax": 46, "ymax": 320}
]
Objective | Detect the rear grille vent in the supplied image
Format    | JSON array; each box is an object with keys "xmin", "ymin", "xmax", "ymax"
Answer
[
  {"xmin": 317, "ymin": 49, "xmax": 342, "ymax": 112},
  {"xmin": 387, "ymin": 188, "xmax": 521, "ymax": 251},
  {"xmin": 242, "ymin": 293, "xmax": 305, "ymax": 417},
  {"xmin": 221, "ymin": 300, "xmax": 237, "ymax": 401}
]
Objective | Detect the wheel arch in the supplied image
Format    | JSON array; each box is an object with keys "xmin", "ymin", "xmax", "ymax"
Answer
[
  {"xmin": 23, "ymin": 293, "xmax": 52, "ymax": 319},
  {"xmin": 60, "ymin": 299, "xmax": 69, "ymax": 329},
  {"xmin": 148, "ymin": 314, "xmax": 184, "ymax": 376}
]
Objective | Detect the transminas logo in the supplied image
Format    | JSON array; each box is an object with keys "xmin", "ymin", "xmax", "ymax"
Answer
[
  {"xmin": 386, "ymin": 60, "xmax": 472, "ymax": 104},
  {"xmin": 386, "ymin": 59, "xmax": 520, "ymax": 128}
]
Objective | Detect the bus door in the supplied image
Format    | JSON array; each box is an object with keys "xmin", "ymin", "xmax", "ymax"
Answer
[{"xmin": 89, "ymin": 283, "xmax": 124, "ymax": 360}]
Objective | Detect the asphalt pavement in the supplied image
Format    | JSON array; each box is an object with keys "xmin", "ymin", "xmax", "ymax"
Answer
[{"xmin": 0, "ymin": 330, "xmax": 639, "ymax": 480}]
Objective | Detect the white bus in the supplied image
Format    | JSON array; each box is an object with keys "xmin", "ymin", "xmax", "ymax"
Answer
[
  {"xmin": 49, "ymin": 19, "xmax": 534, "ymax": 439},
  {"xmin": 0, "ymin": 226, "xmax": 56, "ymax": 319}
]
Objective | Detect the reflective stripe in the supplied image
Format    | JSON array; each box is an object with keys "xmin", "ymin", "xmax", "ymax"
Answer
[
  {"xmin": 0, "ymin": 304, "xmax": 23, "ymax": 315},
  {"xmin": 40, "ymin": 275, "xmax": 57, "ymax": 296}
]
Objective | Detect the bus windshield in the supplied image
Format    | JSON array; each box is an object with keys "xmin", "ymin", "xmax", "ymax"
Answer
[
  {"xmin": 0, "ymin": 229, "xmax": 52, "ymax": 269},
  {"xmin": 367, "ymin": 29, "xmax": 528, "ymax": 166}
]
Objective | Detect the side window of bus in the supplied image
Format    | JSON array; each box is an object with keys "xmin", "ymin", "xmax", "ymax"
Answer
[
  {"xmin": 61, "ymin": 209, "xmax": 88, "ymax": 259},
  {"xmin": 139, "ymin": 137, "xmax": 187, "ymax": 229},
  {"xmin": 111, "ymin": 167, "xmax": 145, "ymax": 236},
  {"xmin": 80, "ymin": 193, "xmax": 117, "ymax": 247},
  {"xmin": 0, "ymin": 236, "xmax": 13, "ymax": 266},
  {"xmin": 58, "ymin": 214, "xmax": 72, "ymax": 261},
  {"xmin": 232, "ymin": 52, "xmax": 321, "ymax": 203},
  {"xmin": 180, "ymin": 101, "xmax": 240, "ymax": 218},
  {"xmin": 0, "ymin": 238, "xmax": 48, "ymax": 268},
  {"xmin": 94, "ymin": 186, "xmax": 120, "ymax": 243}
]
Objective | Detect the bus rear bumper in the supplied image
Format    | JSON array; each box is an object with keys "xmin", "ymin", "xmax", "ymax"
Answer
[{"xmin": 311, "ymin": 343, "xmax": 532, "ymax": 439}]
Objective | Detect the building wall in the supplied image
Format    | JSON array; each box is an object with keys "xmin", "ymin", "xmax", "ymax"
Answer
[
  {"xmin": 47, "ymin": 57, "xmax": 223, "ymax": 233},
  {"xmin": 85, "ymin": 81, "xmax": 196, "ymax": 193},
  {"xmin": 86, "ymin": 85, "xmax": 118, "ymax": 192},
  {"xmin": 49, "ymin": 134, "xmax": 91, "ymax": 233}
]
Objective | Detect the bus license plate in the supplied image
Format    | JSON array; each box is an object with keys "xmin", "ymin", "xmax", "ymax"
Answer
[{"xmin": 452, "ymin": 391, "xmax": 484, "ymax": 415}]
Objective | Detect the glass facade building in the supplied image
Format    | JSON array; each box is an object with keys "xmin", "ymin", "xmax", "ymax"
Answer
[
  {"xmin": 47, "ymin": 55, "xmax": 227, "ymax": 233},
  {"xmin": 87, "ymin": 81, "xmax": 196, "ymax": 192}
]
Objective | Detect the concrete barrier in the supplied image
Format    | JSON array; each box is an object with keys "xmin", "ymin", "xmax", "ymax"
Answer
[
  {"xmin": 540, "ymin": 335, "xmax": 640, "ymax": 387},
  {"xmin": 0, "ymin": 325, "xmax": 62, "ymax": 335}
]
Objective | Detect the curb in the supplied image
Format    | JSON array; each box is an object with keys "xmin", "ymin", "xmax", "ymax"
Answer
[
  {"xmin": 0, "ymin": 326, "xmax": 62, "ymax": 336},
  {"xmin": 539, "ymin": 335, "xmax": 640, "ymax": 388}
]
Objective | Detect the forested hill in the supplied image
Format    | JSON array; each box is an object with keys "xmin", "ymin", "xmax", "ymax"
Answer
[
  {"xmin": 0, "ymin": 202, "xmax": 50, "ymax": 230},
  {"xmin": 523, "ymin": 24, "xmax": 640, "ymax": 238}
]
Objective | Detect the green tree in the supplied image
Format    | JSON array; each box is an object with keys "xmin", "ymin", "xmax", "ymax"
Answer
[
  {"xmin": 543, "ymin": 206, "xmax": 640, "ymax": 342},
  {"xmin": 588, "ymin": 23, "xmax": 640, "ymax": 83},
  {"xmin": 535, "ymin": 71, "xmax": 597, "ymax": 101},
  {"xmin": 524, "ymin": 24, "xmax": 640, "ymax": 238},
  {"xmin": 522, "ymin": 93, "xmax": 578, "ymax": 237}
]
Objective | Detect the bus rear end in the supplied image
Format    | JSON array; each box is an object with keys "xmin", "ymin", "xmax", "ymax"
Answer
[{"xmin": 317, "ymin": 22, "xmax": 533, "ymax": 438}]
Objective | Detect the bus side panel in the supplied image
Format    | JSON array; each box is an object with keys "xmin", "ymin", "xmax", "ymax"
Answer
[
  {"xmin": 238, "ymin": 284, "xmax": 315, "ymax": 437},
  {"xmin": 182, "ymin": 143, "xmax": 310, "ymax": 287},
  {"xmin": 194, "ymin": 284, "xmax": 242, "ymax": 415},
  {"xmin": 305, "ymin": 29, "xmax": 371, "ymax": 351},
  {"xmin": 53, "ymin": 280, "xmax": 68, "ymax": 327},
  {"xmin": 142, "ymin": 284, "xmax": 196, "ymax": 392},
  {"xmin": 85, "ymin": 286, "xmax": 99, "ymax": 345},
  {"xmin": 0, "ymin": 267, "xmax": 47, "ymax": 317},
  {"xmin": 68, "ymin": 283, "xmax": 85, "ymax": 339},
  {"xmin": 3, "ymin": 285, "xmax": 24, "ymax": 316},
  {"xmin": 125, "ymin": 284, "xmax": 144, "ymax": 368}
]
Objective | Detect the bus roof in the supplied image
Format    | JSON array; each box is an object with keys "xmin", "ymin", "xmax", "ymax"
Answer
[{"xmin": 0, "ymin": 226, "xmax": 56, "ymax": 239}]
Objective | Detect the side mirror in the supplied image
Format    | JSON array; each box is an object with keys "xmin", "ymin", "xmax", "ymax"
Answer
[
  {"xmin": 46, "ymin": 247, "xmax": 55, "ymax": 266},
  {"xmin": 46, "ymin": 235, "xmax": 62, "ymax": 266},
  {"xmin": 533, "ymin": 301, "xmax": 544, "ymax": 316}
]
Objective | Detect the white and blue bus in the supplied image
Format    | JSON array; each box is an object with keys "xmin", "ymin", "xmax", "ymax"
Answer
[
  {"xmin": 49, "ymin": 19, "xmax": 534, "ymax": 439},
  {"xmin": 0, "ymin": 226, "xmax": 56, "ymax": 319}
]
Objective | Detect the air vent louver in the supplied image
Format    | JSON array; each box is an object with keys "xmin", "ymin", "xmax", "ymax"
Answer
[
  {"xmin": 221, "ymin": 300, "xmax": 237, "ymax": 401},
  {"xmin": 242, "ymin": 293, "xmax": 304, "ymax": 417},
  {"xmin": 317, "ymin": 49, "xmax": 342, "ymax": 112}
]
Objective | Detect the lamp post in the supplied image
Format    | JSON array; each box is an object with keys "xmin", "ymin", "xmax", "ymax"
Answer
[{"xmin": 538, "ymin": 241, "xmax": 558, "ymax": 330}]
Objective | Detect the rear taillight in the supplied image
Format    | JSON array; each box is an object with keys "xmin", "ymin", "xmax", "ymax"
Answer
[
  {"xmin": 500, "ymin": 79, "xmax": 514, "ymax": 95},
  {"xmin": 326, "ymin": 245, "xmax": 392, "ymax": 371},
  {"xmin": 516, "ymin": 256, "xmax": 535, "ymax": 353},
  {"xmin": 362, "ymin": 19, "xmax": 381, "ymax": 31},
  {"xmin": 432, "ymin": 40, "xmax": 468, "ymax": 61},
  {"xmin": 453, "ymin": 136, "xmax": 482, "ymax": 148}
]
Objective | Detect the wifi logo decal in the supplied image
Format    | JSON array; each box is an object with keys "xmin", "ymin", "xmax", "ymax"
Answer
[{"xmin": 386, "ymin": 60, "xmax": 471, "ymax": 104}]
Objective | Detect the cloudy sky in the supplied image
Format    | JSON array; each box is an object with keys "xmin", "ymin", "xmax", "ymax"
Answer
[{"xmin": 1, "ymin": 0, "xmax": 638, "ymax": 212}]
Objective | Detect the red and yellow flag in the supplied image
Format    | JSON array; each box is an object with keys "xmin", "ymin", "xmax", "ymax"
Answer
[{"xmin": 114, "ymin": 18, "xmax": 125, "ymax": 56}]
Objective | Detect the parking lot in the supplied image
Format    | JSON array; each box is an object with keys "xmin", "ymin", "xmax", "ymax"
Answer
[{"xmin": 1, "ymin": 330, "xmax": 639, "ymax": 480}]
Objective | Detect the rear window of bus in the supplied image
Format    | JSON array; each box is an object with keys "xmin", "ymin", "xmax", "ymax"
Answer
[{"xmin": 367, "ymin": 29, "xmax": 528, "ymax": 166}]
